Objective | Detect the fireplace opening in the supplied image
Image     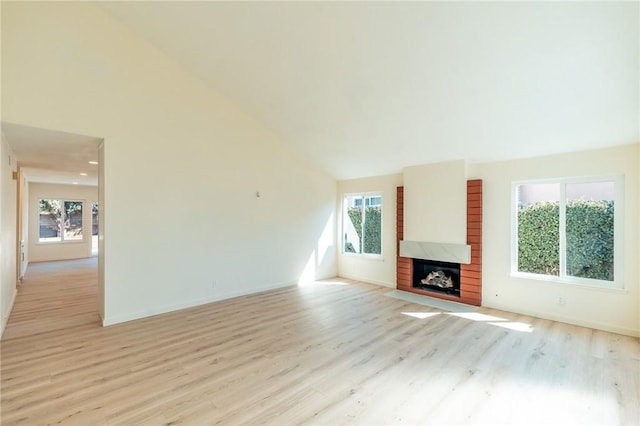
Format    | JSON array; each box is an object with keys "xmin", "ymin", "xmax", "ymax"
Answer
[{"xmin": 412, "ymin": 258, "xmax": 461, "ymax": 297}]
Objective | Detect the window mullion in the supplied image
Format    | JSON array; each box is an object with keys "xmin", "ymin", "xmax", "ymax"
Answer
[
  {"xmin": 559, "ymin": 183, "xmax": 567, "ymax": 278},
  {"xmin": 360, "ymin": 203, "xmax": 366, "ymax": 254},
  {"xmin": 58, "ymin": 199, "xmax": 65, "ymax": 242}
]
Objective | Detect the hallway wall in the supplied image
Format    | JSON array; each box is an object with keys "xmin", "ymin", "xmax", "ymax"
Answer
[{"xmin": 1, "ymin": 131, "xmax": 18, "ymax": 336}]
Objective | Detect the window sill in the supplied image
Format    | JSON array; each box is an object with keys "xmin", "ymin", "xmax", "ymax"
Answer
[
  {"xmin": 37, "ymin": 240, "xmax": 86, "ymax": 245},
  {"xmin": 341, "ymin": 252, "xmax": 384, "ymax": 261},
  {"xmin": 511, "ymin": 271, "xmax": 626, "ymax": 293}
]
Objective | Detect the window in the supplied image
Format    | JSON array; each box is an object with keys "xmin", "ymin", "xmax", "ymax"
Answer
[
  {"xmin": 512, "ymin": 176, "xmax": 622, "ymax": 287},
  {"xmin": 365, "ymin": 196, "xmax": 381, "ymax": 207},
  {"xmin": 343, "ymin": 193, "xmax": 382, "ymax": 255},
  {"xmin": 92, "ymin": 201, "xmax": 99, "ymax": 236},
  {"xmin": 39, "ymin": 199, "xmax": 84, "ymax": 243},
  {"xmin": 353, "ymin": 196, "xmax": 380, "ymax": 208}
]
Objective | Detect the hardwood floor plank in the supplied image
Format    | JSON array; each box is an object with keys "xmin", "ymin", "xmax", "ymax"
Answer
[{"xmin": 1, "ymin": 259, "xmax": 638, "ymax": 425}]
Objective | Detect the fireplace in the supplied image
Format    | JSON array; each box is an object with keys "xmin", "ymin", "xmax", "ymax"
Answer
[
  {"xmin": 412, "ymin": 258, "xmax": 461, "ymax": 297},
  {"xmin": 396, "ymin": 180, "xmax": 483, "ymax": 306}
]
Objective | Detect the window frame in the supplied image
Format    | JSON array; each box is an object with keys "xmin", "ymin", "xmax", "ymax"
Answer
[
  {"xmin": 510, "ymin": 175, "xmax": 624, "ymax": 289},
  {"xmin": 342, "ymin": 191, "xmax": 384, "ymax": 258},
  {"xmin": 38, "ymin": 198, "xmax": 86, "ymax": 244}
]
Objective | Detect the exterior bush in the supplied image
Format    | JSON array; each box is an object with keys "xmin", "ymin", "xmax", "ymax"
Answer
[
  {"xmin": 518, "ymin": 202, "xmax": 560, "ymax": 275},
  {"xmin": 363, "ymin": 207, "xmax": 382, "ymax": 254},
  {"xmin": 347, "ymin": 206, "xmax": 382, "ymax": 254},
  {"xmin": 566, "ymin": 200, "xmax": 614, "ymax": 281},
  {"xmin": 518, "ymin": 200, "xmax": 614, "ymax": 281}
]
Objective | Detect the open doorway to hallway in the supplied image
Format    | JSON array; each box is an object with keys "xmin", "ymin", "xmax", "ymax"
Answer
[{"xmin": 1, "ymin": 122, "xmax": 104, "ymax": 329}]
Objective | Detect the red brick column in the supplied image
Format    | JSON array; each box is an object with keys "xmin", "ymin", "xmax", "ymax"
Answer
[
  {"xmin": 460, "ymin": 180, "xmax": 482, "ymax": 306},
  {"xmin": 396, "ymin": 187, "xmax": 412, "ymax": 291}
]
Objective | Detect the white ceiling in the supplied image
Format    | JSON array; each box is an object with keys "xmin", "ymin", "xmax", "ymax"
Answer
[
  {"xmin": 2, "ymin": 123, "xmax": 101, "ymax": 186},
  {"xmin": 2, "ymin": 3, "xmax": 637, "ymax": 183},
  {"xmin": 98, "ymin": 1, "xmax": 639, "ymax": 180}
]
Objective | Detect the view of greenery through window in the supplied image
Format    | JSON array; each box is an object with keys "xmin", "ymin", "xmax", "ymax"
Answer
[
  {"xmin": 92, "ymin": 201, "xmax": 99, "ymax": 236},
  {"xmin": 516, "ymin": 180, "xmax": 615, "ymax": 282},
  {"xmin": 343, "ymin": 194, "xmax": 382, "ymax": 255},
  {"xmin": 39, "ymin": 199, "xmax": 84, "ymax": 242}
]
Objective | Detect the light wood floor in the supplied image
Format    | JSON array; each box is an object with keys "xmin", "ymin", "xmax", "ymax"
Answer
[{"xmin": 1, "ymin": 259, "xmax": 638, "ymax": 425}]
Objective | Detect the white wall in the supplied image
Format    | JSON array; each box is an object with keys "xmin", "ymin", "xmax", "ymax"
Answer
[
  {"xmin": 28, "ymin": 183, "xmax": 98, "ymax": 262},
  {"xmin": 469, "ymin": 144, "xmax": 639, "ymax": 336},
  {"xmin": 0, "ymin": 131, "xmax": 18, "ymax": 336},
  {"xmin": 2, "ymin": 2, "xmax": 337, "ymax": 325},
  {"xmin": 337, "ymin": 173, "xmax": 403, "ymax": 287},
  {"xmin": 403, "ymin": 160, "xmax": 467, "ymax": 244}
]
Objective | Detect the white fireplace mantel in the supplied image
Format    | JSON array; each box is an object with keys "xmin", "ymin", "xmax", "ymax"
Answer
[{"xmin": 399, "ymin": 240, "xmax": 471, "ymax": 264}]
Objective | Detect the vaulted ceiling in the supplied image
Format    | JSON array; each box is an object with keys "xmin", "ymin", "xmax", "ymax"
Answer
[
  {"xmin": 98, "ymin": 1, "xmax": 639, "ymax": 180},
  {"xmin": 4, "ymin": 2, "xmax": 639, "ymax": 183}
]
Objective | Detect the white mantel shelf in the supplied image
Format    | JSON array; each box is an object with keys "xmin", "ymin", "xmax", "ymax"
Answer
[{"xmin": 399, "ymin": 241, "xmax": 471, "ymax": 264}]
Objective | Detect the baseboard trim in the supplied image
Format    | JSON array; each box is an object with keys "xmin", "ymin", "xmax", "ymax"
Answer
[{"xmin": 337, "ymin": 273, "xmax": 395, "ymax": 288}]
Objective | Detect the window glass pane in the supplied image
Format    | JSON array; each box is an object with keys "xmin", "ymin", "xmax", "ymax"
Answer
[
  {"xmin": 516, "ymin": 183, "xmax": 560, "ymax": 275},
  {"xmin": 565, "ymin": 182, "xmax": 614, "ymax": 281},
  {"xmin": 64, "ymin": 201, "xmax": 84, "ymax": 241},
  {"xmin": 39, "ymin": 199, "xmax": 62, "ymax": 242},
  {"xmin": 92, "ymin": 201, "xmax": 99, "ymax": 236},
  {"xmin": 363, "ymin": 203, "xmax": 382, "ymax": 254},
  {"xmin": 343, "ymin": 195, "xmax": 362, "ymax": 253},
  {"xmin": 366, "ymin": 196, "xmax": 381, "ymax": 207}
]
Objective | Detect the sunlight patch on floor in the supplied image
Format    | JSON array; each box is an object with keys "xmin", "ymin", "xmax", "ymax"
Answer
[
  {"xmin": 447, "ymin": 312, "xmax": 505, "ymax": 322},
  {"xmin": 447, "ymin": 312, "xmax": 534, "ymax": 333},
  {"xmin": 299, "ymin": 278, "xmax": 350, "ymax": 286},
  {"xmin": 310, "ymin": 280, "xmax": 349, "ymax": 286},
  {"xmin": 489, "ymin": 321, "xmax": 534, "ymax": 332},
  {"xmin": 402, "ymin": 312, "xmax": 441, "ymax": 319}
]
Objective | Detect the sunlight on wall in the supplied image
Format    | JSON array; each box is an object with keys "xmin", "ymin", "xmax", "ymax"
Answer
[
  {"xmin": 317, "ymin": 212, "xmax": 335, "ymax": 266},
  {"xmin": 299, "ymin": 213, "xmax": 335, "ymax": 286},
  {"xmin": 298, "ymin": 250, "xmax": 316, "ymax": 285}
]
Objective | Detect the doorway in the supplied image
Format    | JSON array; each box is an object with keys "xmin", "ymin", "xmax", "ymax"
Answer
[{"xmin": 1, "ymin": 122, "xmax": 105, "ymax": 326}]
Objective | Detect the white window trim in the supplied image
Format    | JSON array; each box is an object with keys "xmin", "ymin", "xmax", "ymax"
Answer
[
  {"xmin": 342, "ymin": 191, "xmax": 384, "ymax": 258},
  {"xmin": 510, "ymin": 175, "xmax": 624, "ymax": 289}
]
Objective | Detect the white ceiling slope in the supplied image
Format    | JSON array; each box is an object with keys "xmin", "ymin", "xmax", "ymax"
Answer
[
  {"xmin": 2, "ymin": 123, "xmax": 101, "ymax": 186},
  {"xmin": 100, "ymin": 1, "xmax": 638, "ymax": 180}
]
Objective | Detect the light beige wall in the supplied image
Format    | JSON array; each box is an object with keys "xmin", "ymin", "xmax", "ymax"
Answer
[
  {"xmin": 98, "ymin": 143, "xmax": 105, "ymax": 321},
  {"xmin": 28, "ymin": 183, "xmax": 98, "ymax": 262},
  {"xmin": 469, "ymin": 144, "xmax": 639, "ymax": 336},
  {"xmin": 337, "ymin": 173, "xmax": 403, "ymax": 287},
  {"xmin": 403, "ymin": 160, "xmax": 467, "ymax": 244},
  {"xmin": 0, "ymin": 132, "xmax": 18, "ymax": 336},
  {"xmin": 2, "ymin": 2, "xmax": 337, "ymax": 325}
]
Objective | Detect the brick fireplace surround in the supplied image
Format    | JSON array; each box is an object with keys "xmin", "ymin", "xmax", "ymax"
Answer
[{"xmin": 396, "ymin": 180, "xmax": 482, "ymax": 306}]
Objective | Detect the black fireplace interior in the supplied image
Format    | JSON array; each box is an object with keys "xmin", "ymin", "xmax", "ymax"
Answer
[{"xmin": 412, "ymin": 258, "xmax": 461, "ymax": 297}]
